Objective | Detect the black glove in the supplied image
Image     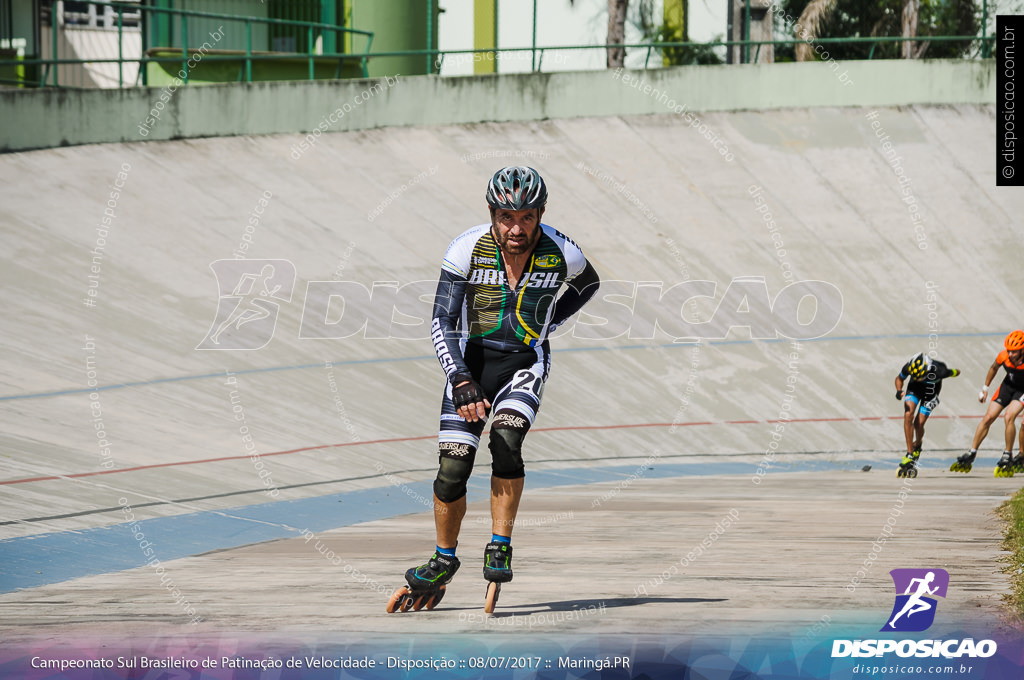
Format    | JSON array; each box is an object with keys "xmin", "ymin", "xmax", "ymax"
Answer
[
  {"xmin": 453, "ymin": 379, "xmax": 486, "ymax": 410},
  {"xmin": 895, "ymin": 390, "xmax": 903, "ymax": 401}
]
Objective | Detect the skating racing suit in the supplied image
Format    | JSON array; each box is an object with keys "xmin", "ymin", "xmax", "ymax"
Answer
[
  {"xmin": 991, "ymin": 350, "xmax": 1024, "ymax": 406},
  {"xmin": 429, "ymin": 223, "xmax": 600, "ymax": 501},
  {"xmin": 898, "ymin": 359, "xmax": 959, "ymax": 416}
]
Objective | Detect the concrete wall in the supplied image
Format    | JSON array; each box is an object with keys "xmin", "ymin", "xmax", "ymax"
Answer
[{"xmin": 0, "ymin": 59, "xmax": 994, "ymax": 152}]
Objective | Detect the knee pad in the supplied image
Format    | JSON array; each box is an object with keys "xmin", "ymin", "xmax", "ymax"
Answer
[
  {"xmin": 433, "ymin": 444, "xmax": 475, "ymax": 503},
  {"xmin": 489, "ymin": 410, "xmax": 529, "ymax": 479}
]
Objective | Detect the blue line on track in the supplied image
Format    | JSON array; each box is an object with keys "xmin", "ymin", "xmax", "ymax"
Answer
[
  {"xmin": 0, "ymin": 332, "xmax": 1002, "ymax": 402},
  {"xmin": 0, "ymin": 457, "xmax": 880, "ymax": 593}
]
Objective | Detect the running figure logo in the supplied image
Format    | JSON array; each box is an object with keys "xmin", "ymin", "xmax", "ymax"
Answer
[
  {"xmin": 196, "ymin": 260, "xmax": 296, "ymax": 350},
  {"xmin": 881, "ymin": 568, "xmax": 949, "ymax": 632}
]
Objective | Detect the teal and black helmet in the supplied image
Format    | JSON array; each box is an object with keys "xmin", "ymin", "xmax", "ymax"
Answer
[{"xmin": 486, "ymin": 166, "xmax": 547, "ymax": 210}]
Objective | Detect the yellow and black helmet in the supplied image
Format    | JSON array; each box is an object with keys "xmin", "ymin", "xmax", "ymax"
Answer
[{"xmin": 908, "ymin": 352, "xmax": 932, "ymax": 379}]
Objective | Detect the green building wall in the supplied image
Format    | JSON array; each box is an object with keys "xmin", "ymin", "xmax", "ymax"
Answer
[{"xmin": 347, "ymin": 0, "xmax": 438, "ymax": 77}]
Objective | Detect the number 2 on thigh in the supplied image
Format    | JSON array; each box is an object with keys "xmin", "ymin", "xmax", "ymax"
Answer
[{"xmin": 512, "ymin": 370, "xmax": 542, "ymax": 397}]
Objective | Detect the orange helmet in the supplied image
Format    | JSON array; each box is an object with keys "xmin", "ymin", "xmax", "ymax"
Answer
[{"xmin": 1006, "ymin": 330, "xmax": 1024, "ymax": 352}]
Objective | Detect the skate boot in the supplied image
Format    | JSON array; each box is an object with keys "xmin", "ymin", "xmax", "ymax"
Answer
[
  {"xmin": 994, "ymin": 451, "xmax": 1016, "ymax": 478},
  {"xmin": 950, "ymin": 450, "xmax": 976, "ymax": 473},
  {"xmin": 1011, "ymin": 453, "xmax": 1024, "ymax": 474},
  {"xmin": 385, "ymin": 551, "xmax": 460, "ymax": 613},
  {"xmin": 897, "ymin": 450, "xmax": 920, "ymax": 478},
  {"xmin": 482, "ymin": 541, "xmax": 513, "ymax": 614}
]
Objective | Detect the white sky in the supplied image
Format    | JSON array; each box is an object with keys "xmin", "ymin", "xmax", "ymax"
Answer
[{"xmin": 437, "ymin": 0, "xmax": 729, "ymax": 75}]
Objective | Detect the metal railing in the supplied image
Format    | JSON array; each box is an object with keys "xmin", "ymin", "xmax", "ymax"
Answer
[
  {"xmin": 2, "ymin": 0, "xmax": 373, "ymax": 88},
  {"xmin": 374, "ymin": 35, "xmax": 993, "ymax": 75},
  {"xmin": 0, "ymin": 0, "xmax": 994, "ymax": 90}
]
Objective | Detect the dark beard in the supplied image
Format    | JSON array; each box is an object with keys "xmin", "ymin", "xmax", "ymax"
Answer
[{"xmin": 492, "ymin": 224, "xmax": 540, "ymax": 256}]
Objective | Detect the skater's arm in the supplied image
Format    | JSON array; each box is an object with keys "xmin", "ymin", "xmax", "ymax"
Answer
[
  {"xmin": 979, "ymin": 360, "xmax": 1001, "ymax": 402},
  {"xmin": 929, "ymin": 360, "xmax": 960, "ymax": 382},
  {"xmin": 895, "ymin": 363, "xmax": 909, "ymax": 399},
  {"xmin": 985, "ymin": 360, "xmax": 1001, "ymax": 386},
  {"xmin": 431, "ymin": 271, "xmax": 472, "ymax": 385},
  {"xmin": 549, "ymin": 260, "xmax": 600, "ymax": 329}
]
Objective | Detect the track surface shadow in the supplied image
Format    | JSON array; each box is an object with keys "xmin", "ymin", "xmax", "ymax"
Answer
[{"xmin": 488, "ymin": 597, "xmax": 728, "ymax": 617}]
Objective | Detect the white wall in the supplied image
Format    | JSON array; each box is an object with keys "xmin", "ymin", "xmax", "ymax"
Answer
[{"xmin": 437, "ymin": 0, "xmax": 731, "ymax": 75}]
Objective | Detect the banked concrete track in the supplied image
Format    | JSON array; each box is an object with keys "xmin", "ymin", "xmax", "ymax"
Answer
[{"xmin": 1, "ymin": 105, "xmax": 1022, "ymax": 637}]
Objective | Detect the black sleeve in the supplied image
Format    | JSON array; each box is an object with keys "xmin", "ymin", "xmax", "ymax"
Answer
[
  {"xmin": 431, "ymin": 270, "xmax": 472, "ymax": 385},
  {"xmin": 933, "ymin": 361, "xmax": 959, "ymax": 380},
  {"xmin": 550, "ymin": 260, "xmax": 601, "ymax": 328}
]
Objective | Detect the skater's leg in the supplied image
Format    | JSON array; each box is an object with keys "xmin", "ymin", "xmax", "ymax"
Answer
[
  {"xmin": 390, "ymin": 450, "xmax": 470, "ymax": 613},
  {"xmin": 995, "ymin": 402, "xmax": 1018, "ymax": 474},
  {"xmin": 477, "ymin": 352, "xmax": 548, "ymax": 591},
  {"xmin": 434, "ymin": 372, "xmax": 487, "ymax": 550},
  {"xmin": 903, "ymin": 399, "xmax": 917, "ymax": 453},
  {"xmin": 914, "ymin": 412, "xmax": 928, "ymax": 451},
  {"xmin": 488, "ymin": 409, "xmax": 530, "ymax": 537},
  {"xmin": 491, "ymin": 476, "xmax": 524, "ymax": 537},
  {"xmin": 434, "ymin": 451, "xmax": 476, "ymax": 548},
  {"xmin": 1003, "ymin": 401, "xmax": 1024, "ymax": 453},
  {"xmin": 435, "ymin": 494, "xmax": 466, "ymax": 549},
  {"xmin": 971, "ymin": 400, "xmax": 1006, "ymax": 450},
  {"xmin": 1014, "ymin": 421, "xmax": 1024, "ymax": 471}
]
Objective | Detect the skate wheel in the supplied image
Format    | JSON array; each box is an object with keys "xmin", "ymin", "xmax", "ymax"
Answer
[
  {"xmin": 425, "ymin": 585, "xmax": 446, "ymax": 610},
  {"xmin": 411, "ymin": 594, "xmax": 428, "ymax": 611},
  {"xmin": 386, "ymin": 586, "xmax": 411, "ymax": 614},
  {"xmin": 909, "ymin": 468, "xmax": 918, "ymax": 478},
  {"xmin": 484, "ymin": 581, "xmax": 501, "ymax": 615}
]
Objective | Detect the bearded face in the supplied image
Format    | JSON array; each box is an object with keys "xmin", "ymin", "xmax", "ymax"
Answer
[{"xmin": 490, "ymin": 207, "xmax": 543, "ymax": 256}]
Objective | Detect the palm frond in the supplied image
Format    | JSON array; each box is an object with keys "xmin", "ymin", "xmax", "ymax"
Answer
[{"xmin": 794, "ymin": 0, "xmax": 838, "ymax": 61}]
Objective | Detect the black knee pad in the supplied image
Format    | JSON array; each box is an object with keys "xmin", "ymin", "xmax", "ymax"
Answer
[
  {"xmin": 489, "ymin": 411, "xmax": 528, "ymax": 479},
  {"xmin": 433, "ymin": 443, "xmax": 475, "ymax": 502}
]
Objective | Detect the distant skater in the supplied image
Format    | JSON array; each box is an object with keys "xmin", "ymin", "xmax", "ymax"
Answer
[
  {"xmin": 894, "ymin": 352, "xmax": 960, "ymax": 477},
  {"xmin": 951, "ymin": 331, "xmax": 1024, "ymax": 476}
]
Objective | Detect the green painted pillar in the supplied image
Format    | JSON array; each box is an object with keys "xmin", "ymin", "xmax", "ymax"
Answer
[
  {"xmin": 663, "ymin": 0, "xmax": 685, "ymax": 67},
  {"xmin": 151, "ymin": 0, "xmax": 174, "ymax": 48},
  {"xmin": 474, "ymin": 0, "xmax": 496, "ymax": 74},
  {"xmin": 321, "ymin": 0, "xmax": 337, "ymax": 54}
]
